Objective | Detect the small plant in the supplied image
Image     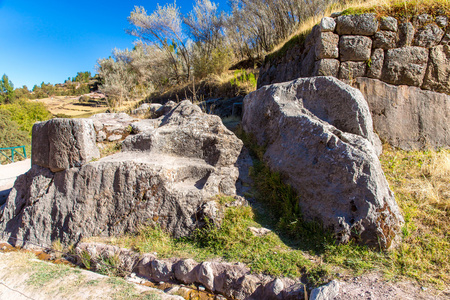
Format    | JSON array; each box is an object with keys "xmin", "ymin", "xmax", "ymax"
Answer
[{"xmin": 230, "ymin": 69, "xmax": 257, "ymax": 90}]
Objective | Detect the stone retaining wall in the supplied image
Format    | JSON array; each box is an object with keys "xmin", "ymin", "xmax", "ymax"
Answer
[
  {"xmin": 258, "ymin": 13, "xmax": 450, "ymax": 149},
  {"xmin": 258, "ymin": 13, "xmax": 450, "ymax": 92}
]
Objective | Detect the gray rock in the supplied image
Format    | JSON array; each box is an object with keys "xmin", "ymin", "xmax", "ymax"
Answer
[
  {"xmin": 107, "ymin": 134, "xmax": 122, "ymax": 142},
  {"xmin": 367, "ymin": 48, "xmax": 384, "ymax": 79},
  {"xmin": 315, "ymin": 32, "xmax": 339, "ymax": 59},
  {"xmin": 173, "ymin": 259, "xmax": 198, "ymax": 284},
  {"xmin": 413, "ymin": 23, "xmax": 445, "ymax": 48},
  {"xmin": 441, "ymin": 32, "xmax": 450, "ymax": 45},
  {"xmin": 130, "ymin": 119, "xmax": 159, "ymax": 134},
  {"xmin": 131, "ymin": 103, "xmax": 151, "ymax": 115},
  {"xmin": 423, "ymin": 45, "xmax": 450, "ymax": 94},
  {"xmin": 1, "ymin": 101, "xmax": 243, "ymax": 247},
  {"xmin": 90, "ymin": 113, "xmax": 138, "ymax": 142},
  {"xmin": 339, "ymin": 35, "xmax": 372, "ymax": 61},
  {"xmin": 248, "ymin": 227, "xmax": 272, "ymax": 237},
  {"xmin": 266, "ymin": 278, "xmax": 284, "ymax": 299},
  {"xmin": 320, "ymin": 17, "xmax": 336, "ymax": 32},
  {"xmin": 380, "ymin": 16, "xmax": 398, "ymax": 31},
  {"xmin": 339, "ymin": 61, "xmax": 367, "ymax": 80},
  {"xmin": 314, "ymin": 59, "xmax": 340, "ymax": 77},
  {"xmin": 198, "ymin": 262, "xmax": 215, "ymax": 291},
  {"xmin": 151, "ymin": 259, "xmax": 173, "ymax": 282},
  {"xmin": 355, "ymin": 77, "xmax": 450, "ymax": 150},
  {"xmin": 336, "ymin": 14, "xmax": 378, "ymax": 35},
  {"xmin": 382, "ymin": 46, "xmax": 429, "ymax": 86},
  {"xmin": 415, "ymin": 13, "xmax": 433, "ymax": 27},
  {"xmin": 96, "ymin": 130, "xmax": 106, "ymax": 142},
  {"xmin": 310, "ymin": 280, "xmax": 340, "ymax": 300},
  {"xmin": 398, "ymin": 22, "xmax": 415, "ymax": 47},
  {"xmin": 436, "ymin": 15, "xmax": 448, "ymax": 27},
  {"xmin": 242, "ymin": 77, "xmax": 402, "ymax": 248},
  {"xmin": 373, "ymin": 31, "xmax": 398, "ymax": 49},
  {"xmin": 32, "ymin": 118, "xmax": 100, "ymax": 172}
]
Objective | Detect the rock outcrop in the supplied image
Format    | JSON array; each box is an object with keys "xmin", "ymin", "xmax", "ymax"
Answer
[
  {"xmin": 242, "ymin": 77, "xmax": 403, "ymax": 249},
  {"xmin": 355, "ymin": 77, "xmax": 450, "ymax": 150},
  {"xmin": 258, "ymin": 13, "xmax": 450, "ymax": 150},
  {"xmin": 75, "ymin": 242, "xmax": 306, "ymax": 300},
  {"xmin": 0, "ymin": 100, "xmax": 243, "ymax": 247}
]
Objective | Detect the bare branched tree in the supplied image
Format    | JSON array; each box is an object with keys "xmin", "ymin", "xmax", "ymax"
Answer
[{"xmin": 127, "ymin": 3, "xmax": 191, "ymax": 83}]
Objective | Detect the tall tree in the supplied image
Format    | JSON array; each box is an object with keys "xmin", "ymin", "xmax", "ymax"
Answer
[{"xmin": 0, "ymin": 74, "xmax": 15, "ymax": 104}]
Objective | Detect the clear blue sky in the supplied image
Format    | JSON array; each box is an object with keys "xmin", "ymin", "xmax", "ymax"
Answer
[{"xmin": 0, "ymin": 0, "xmax": 229, "ymax": 89}]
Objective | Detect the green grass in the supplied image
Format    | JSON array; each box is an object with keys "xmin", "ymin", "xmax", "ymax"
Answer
[
  {"xmin": 26, "ymin": 259, "xmax": 81, "ymax": 286},
  {"xmin": 86, "ymin": 143, "xmax": 450, "ymax": 289}
]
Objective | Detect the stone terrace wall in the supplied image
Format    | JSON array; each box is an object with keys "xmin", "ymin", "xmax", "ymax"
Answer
[
  {"xmin": 258, "ymin": 13, "xmax": 450, "ymax": 150},
  {"xmin": 258, "ymin": 13, "xmax": 450, "ymax": 94}
]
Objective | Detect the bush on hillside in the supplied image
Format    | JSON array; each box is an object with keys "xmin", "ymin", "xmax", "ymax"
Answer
[
  {"xmin": 0, "ymin": 111, "xmax": 30, "ymax": 153},
  {"xmin": 0, "ymin": 100, "xmax": 51, "ymax": 135}
]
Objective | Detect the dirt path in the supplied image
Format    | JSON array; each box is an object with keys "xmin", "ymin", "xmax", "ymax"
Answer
[{"xmin": 0, "ymin": 159, "xmax": 31, "ymax": 205}]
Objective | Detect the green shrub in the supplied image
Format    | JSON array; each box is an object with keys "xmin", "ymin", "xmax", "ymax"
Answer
[
  {"xmin": 0, "ymin": 110, "xmax": 30, "ymax": 149},
  {"xmin": 0, "ymin": 100, "xmax": 51, "ymax": 135}
]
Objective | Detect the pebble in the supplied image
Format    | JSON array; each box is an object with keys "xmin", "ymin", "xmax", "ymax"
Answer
[
  {"xmin": 199, "ymin": 285, "xmax": 206, "ymax": 291},
  {"xmin": 1, "ymin": 246, "xmax": 6, "ymax": 250}
]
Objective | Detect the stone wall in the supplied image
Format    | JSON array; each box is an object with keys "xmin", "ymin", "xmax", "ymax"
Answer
[{"xmin": 258, "ymin": 13, "xmax": 450, "ymax": 149}]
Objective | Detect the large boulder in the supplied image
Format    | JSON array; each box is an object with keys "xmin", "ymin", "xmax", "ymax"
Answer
[
  {"xmin": 0, "ymin": 101, "xmax": 243, "ymax": 247},
  {"xmin": 242, "ymin": 77, "xmax": 403, "ymax": 249},
  {"xmin": 355, "ymin": 77, "xmax": 450, "ymax": 150},
  {"xmin": 32, "ymin": 118, "xmax": 100, "ymax": 172}
]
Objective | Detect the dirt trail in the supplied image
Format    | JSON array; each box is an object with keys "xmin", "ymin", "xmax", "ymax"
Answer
[
  {"xmin": 0, "ymin": 159, "xmax": 31, "ymax": 205},
  {"xmin": 0, "ymin": 251, "xmax": 182, "ymax": 300}
]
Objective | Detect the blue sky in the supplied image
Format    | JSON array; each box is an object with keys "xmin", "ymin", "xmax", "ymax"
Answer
[{"xmin": 0, "ymin": 0, "xmax": 229, "ymax": 89}]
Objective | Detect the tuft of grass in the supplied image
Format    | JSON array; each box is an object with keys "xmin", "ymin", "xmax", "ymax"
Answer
[
  {"xmin": 26, "ymin": 259, "xmax": 81, "ymax": 286},
  {"xmin": 99, "ymin": 142, "xmax": 122, "ymax": 158}
]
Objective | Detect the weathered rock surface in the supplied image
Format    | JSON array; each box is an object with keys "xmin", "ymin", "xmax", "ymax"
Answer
[
  {"xmin": 0, "ymin": 100, "xmax": 244, "ymax": 247},
  {"xmin": 355, "ymin": 77, "xmax": 450, "ymax": 150},
  {"xmin": 32, "ymin": 118, "xmax": 100, "ymax": 172},
  {"xmin": 310, "ymin": 280, "xmax": 340, "ymax": 300},
  {"xmin": 379, "ymin": 16, "xmax": 398, "ymax": 32},
  {"xmin": 339, "ymin": 35, "xmax": 372, "ymax": 61},
  {"xmin": 423, "ymin": 45, "xmax": 450, "ymax": 94},
  {"xmin": 339, "ymin": 61, "xmax": 366, "ymax": 80},
  {"xmin": 336, "ymin": 14, "xmax": 378, "ymax": 36},
  {"xmin": 413, "ymin": 23, "xmax": 444, "ymax": 48},
  {"xmin": 90, "ymin": 113, "xmax": 138, "ymax": 142},
  {"xmin": 316, "ymin": 32, "xmax": 339, "ymax": 59},
  {"xmin": 367, "ymin": 48, "xmax": 384, "ymax": 79},
  {"xmin": 243, "ymin": 77, "xmax": 403, "ymax": 249},
  {"xmin": 382, "ymin": 46, "xmax": 429, "ymax": 86}
]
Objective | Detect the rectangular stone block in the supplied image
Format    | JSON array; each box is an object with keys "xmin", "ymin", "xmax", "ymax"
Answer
[
  {"xmin": 339, "ymin": 35, "xmax": 372, "ymax": 61},
  {"xmin": 315, "ymin": 32, "xmax": 339, "ymax": 59}
]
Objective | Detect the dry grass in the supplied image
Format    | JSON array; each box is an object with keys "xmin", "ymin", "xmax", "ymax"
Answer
[
  {"xmin": 33, "ymin": 96, "xmax": 108, "ymax": 118},
  {"xmin": 381, "ymin": 145, "xmax": 450, "ymax": 286}
]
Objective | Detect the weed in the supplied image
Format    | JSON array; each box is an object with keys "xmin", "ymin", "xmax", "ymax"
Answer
[
  {"xmin": 100, "ymin": 142, "xmax": 122, "ymax": 157},
  {"xmin": 230, "ymin": 69, "xmax": 257, "ymax": 93}
]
